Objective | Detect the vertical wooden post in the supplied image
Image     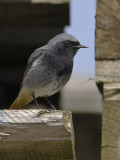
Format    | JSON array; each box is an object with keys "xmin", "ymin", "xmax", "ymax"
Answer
[{"xmin": 96, "ymin": 0, "xmax": 120, "ymax": 159}]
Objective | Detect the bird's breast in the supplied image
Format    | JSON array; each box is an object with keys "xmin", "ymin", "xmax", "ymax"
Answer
[
  {"xmin": 57, "ymin": 65, "xmax": 72, "ymax": 78},
  {"xmin": 34, "ymin": 66, "xmax": 72, "ymax": 98}
]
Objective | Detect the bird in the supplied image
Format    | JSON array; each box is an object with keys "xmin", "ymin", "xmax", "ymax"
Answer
[{"xmin": 9, "ymin": 33, "xmax": 87, "ymax": 110}]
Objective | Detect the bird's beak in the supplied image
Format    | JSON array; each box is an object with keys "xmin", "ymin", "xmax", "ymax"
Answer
[
  {"xmin": 79, "ymin": 44, "xmax": 88, "ymax": 48},
  {"xmin": 76, "ymin": 44, "xmax": 88, "ymax": 49},
  {"xmin": 73, "ymin": 44, "xmax": 88, "ymax": 49}
]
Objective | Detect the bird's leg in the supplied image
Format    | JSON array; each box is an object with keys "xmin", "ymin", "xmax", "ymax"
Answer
[
  {"xmin": 44, "ymin": 97, "xmax": 56, "ymax": 110},
  {"xmin": 31, "ymin": 92, "xmax": 39, "ymax": 107}
]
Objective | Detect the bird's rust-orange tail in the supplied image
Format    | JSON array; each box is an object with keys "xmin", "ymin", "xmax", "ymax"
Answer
[{"xmin": 9, "ymin": 87, "xmax": 33, "ymax": 109}]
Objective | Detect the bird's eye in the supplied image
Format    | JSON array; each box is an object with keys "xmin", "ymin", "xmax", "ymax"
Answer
[{"xmin": 66, "ymin": 41, "xmax": 71, "ymax": 46}]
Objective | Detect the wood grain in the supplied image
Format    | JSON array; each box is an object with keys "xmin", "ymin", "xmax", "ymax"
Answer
[
  {"xmin": 95, "ymin": 0, "xmax": 120, "ymax": 60},
  {"xmin": 95, "ymin": 1, "xmax": 120, "ymax": 160},
  {"xmin": 96, "ymin": 60, "xmax": 120, "ymax": 82},
  {"xmin": 102, "ymin": 101, "xmax": 120, "ymax": 160},
  {"xmin": 0, "ymin": 109, "xmax": 75, "ymax": 160}
]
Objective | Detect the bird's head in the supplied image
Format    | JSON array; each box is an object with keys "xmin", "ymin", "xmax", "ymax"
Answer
[{"xmin": 47, "ymin": 33, "xmax": 87, "ymax": 58}]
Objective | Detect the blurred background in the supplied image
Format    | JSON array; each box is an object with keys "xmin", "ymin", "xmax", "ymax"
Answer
[{"xmin": 0, "ymin": 0, "xmax": 102, "ymax": 160}]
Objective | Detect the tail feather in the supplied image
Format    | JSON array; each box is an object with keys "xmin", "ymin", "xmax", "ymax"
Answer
[{"xmin": 9, "ymin": 87, "xmax": 33, "ymax": 109}]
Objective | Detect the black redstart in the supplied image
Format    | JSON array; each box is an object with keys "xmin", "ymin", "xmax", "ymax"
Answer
[{"xmin": 9, "ymin": 33, "xmax": 87, "ymax": 109}]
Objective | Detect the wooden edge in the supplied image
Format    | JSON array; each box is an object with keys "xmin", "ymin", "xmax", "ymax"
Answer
[
  {"xmin": 103, "ymin": 83, "xmax": 120, "ymax": 100},
  {"xmin": 0, "ymin": 109, "xmax": 71, "ymax": 124},
  {"xmin": 63, "ymin": 111, "xmax": 76, "ymax": 160}
]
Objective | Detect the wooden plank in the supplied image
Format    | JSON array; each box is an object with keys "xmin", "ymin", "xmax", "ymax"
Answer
[
  {"xmin": 96, "ymin": 60, "xmax": 120, "ymax": 82},
  {"xmin": 0, "ymin": 109, "xmax": 75, "ymax": 160},
  {"xmin": 0, "ymin": 2, "xmax": 69, "ymax": 28},
  {"xmin": 95, "ymin": 0, "xmax": 120, "ymax": 60},
  {"xmin": 102, "ymin": 101, "xmax": 120, "ymax": 160},
  {"xmin": 0, "ymin": 0, "xmax": 69, "ymax": 3},
  {"xmin": 104, "ymin": 83, "xmax": 120, "ymax": 100},
  {"xmin": 0, "ymin": 27, "xmax": 63, "ymax": 67},
  {"xmin": 0, "ymin": 28, "xmax": 63, "ymax": 46}
]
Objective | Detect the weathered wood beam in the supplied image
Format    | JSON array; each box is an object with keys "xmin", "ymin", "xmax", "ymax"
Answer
[
  {"xmin": 0, "ymin": 0, "xmax": 69, "ymax": 3},
  {"xmin": 102, "ymin": 101, "xmax": 120, "ymax": 160},
  {"xmin": 96, "ymin": 60, "xmax": 120, "ymax": 82},
  {"xmin": 95, "ymin": 0, "xmax": 120, "ymax": 160},
  {"xmin": 0, "ymin": 109, "xmax": 75, "ymax": 160},
  {"xmin": 95, "ymin": 0, "xmax": 120, "ymax": 60},
  {"xmin": 95, "ymin": 1, "xmax": 120, "ymax": 160},
  {"xmin": 0, "ymin": 2, "xmax": 69, "ymax": 28}
]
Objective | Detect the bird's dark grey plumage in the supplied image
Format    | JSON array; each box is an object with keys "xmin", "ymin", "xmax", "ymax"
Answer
[
  {"xmin": 9, "ymin": 33, "xmax": 87, "ymax": 109},
  {"xmin": 23, "ymin": 33, "xmax": 87, "ymax": 98}
]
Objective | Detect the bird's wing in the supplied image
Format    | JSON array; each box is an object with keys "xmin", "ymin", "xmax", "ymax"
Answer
[
  {"xmin": 21, "ymin": 48, "xmax": 72, "ymax": 87},
  {"xmin": 23, "ymin": 48, "xmax": 47, "ymax": 79}
]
